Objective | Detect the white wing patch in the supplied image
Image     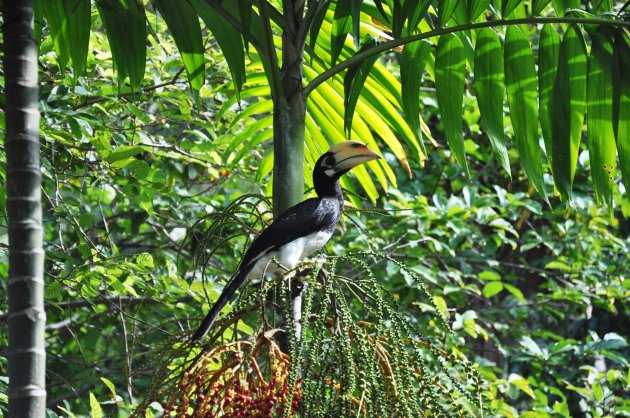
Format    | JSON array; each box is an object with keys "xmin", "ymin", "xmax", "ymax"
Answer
[{"xmin": 245, "ymin": 230, "xmax": 333, "ymax": 281}]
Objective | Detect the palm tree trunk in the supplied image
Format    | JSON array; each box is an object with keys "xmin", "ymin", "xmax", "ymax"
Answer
[
  {"xmin": 273, "ymin": 1, "xmax": 306, "ymax": 218},
  {"xmin": 3, "ymin": 1, "xmax": 47, "ymax": 416},
  {"xmin": 273, "ymin": 0, "xmax": 307, "ymax": 347}
]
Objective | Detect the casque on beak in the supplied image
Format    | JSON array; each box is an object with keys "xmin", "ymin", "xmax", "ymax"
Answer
[{"xmin": 329, "ymin": 140, "xmax": 381, "ymax": 173}]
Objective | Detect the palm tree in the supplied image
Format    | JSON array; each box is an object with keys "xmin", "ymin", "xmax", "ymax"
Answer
[{"xmin": 3, "ymin": 0, "xmax": 46, "ymax": 416}]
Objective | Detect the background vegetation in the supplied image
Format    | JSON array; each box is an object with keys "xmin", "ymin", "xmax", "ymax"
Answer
[{"xmin": 1, "ymin": 0, "xmax": 629, "ymax": 417}]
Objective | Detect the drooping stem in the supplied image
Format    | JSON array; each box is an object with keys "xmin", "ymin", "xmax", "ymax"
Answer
[{"xmin": 4, "ymin": 0, "xmax": 47, "ymax": 416}]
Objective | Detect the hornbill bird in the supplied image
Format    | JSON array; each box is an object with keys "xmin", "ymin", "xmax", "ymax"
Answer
[{"xmin": 190, "ymin": 141, "xmax": 381, "ymax": 341}]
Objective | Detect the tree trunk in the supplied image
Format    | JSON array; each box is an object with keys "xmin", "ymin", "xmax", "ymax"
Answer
[
  {"xmin": 273, "ymin": 1, "xmax": 307, "ymax": 347},
  {"xmin": 273, "ymin": 1, "xmax": 306, "ymax": 218},
  {"xmin": 3, "ymin": 1, "xmax": 47, "ymax": 416}
]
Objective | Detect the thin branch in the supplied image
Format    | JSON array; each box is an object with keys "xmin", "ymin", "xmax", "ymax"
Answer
[
  {"xmin": 303, "ymin": 16, "xmax": 630, "ymax": 96},
  {"xmin": 0, "ymin": 296, "xmax": 195, "ymax": 323},
  {"xmin": 74, "ymin": 68, "xmax": 186, "ymax": 110}
]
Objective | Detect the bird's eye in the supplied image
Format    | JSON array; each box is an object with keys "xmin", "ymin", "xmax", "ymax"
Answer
[{"xmin": 324, "ymin": 155, "xmax": 335, "ymax": 167}]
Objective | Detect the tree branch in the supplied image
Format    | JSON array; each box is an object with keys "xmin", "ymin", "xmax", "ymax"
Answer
[{"xmin": 303, "ymin": 16, "xmax": 630, "ymax": 96}]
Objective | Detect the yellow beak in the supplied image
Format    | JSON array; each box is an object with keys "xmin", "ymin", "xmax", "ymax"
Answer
[{"xmin": 329, "ymin": 141, "xmax": 381, "ymax": 172}]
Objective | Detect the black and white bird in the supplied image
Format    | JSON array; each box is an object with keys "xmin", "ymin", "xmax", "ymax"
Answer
[{"xmin": 190, "ymin": 141, "xmax": 381, "ymax": 341}]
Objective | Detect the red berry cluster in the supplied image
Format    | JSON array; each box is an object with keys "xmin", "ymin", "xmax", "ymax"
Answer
[{"xmin": 160, "ymin": 340, "xmax": 302, "ymax": 417}]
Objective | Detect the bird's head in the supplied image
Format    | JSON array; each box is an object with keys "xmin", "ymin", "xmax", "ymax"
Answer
[{"xmin": 315, "ymin": 140, "xmax": 381, "ymax": 179}]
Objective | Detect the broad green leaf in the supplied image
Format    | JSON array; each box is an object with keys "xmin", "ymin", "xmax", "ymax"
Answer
[
  {"xmin": 344, "ymin": 39, "xmax": 381, "ymax": 136},
  {"xmin": 482, "ymin": 281, "xmax": 503, "ymax": 298},
  {"xmin": 400, "ymin": 40, "xmax": 431, "ymax": 156},
  {"xmin": 405, "ymin": 0, "xmax": 432, "ymax": 35},
  {"xmin": 230, "ymin": 125, "xmax": 273, "ymax": 169},
  {"xmin": 508, "ymin": 373, "xmax": 536, "ymax": 399},
  {"xmin": 468, "ymin": 0, "xmax": 491, "ymax": 21},
  {"xmin": 237, "ymin": 0, "xmax": 252, "ymax": 53},
  {"xmin": 223, "ymin": 117, "xmax": 272, "ymax": 163},
  {"xmin": 519, "ymin": 337, "xmax": 545, "ymax": 357},
  {"xmin": 365, "ymin": 66, "xmax": 426, "ymax": 162},
  {"xmin": 504, "ymin": 283, "xmax": 525, "ymax": 302},
  {"xmin": 532, "ymin": 0, "xmax": 553, "ymax": 15},
  {"xmin": 392, "ymin": 0, "xmax": 405, "ymax": 38},
  {"xmin": 591, "ymin": 0, "xmax": 613, "ymax": 14},
  {"xmin": 538, "ymin": 24, "xmax": 560, "ymax": 168},
  {"xmin": 256, "ymin": 2, "xmax": 283, "ymax": 102},
  {"xmin": 502, "ymin": 0, "xmax": 523, "ymax": 18},
  {"xmin": 101, "ymin": 377, "xmax": 117, "ymax": 399},
  {"xmin": 433, "ymin": 296, "xmax": 448, "ymax": 315},
  {"xmin": 256, "ymin": 151, "xmax": 274, "ymax": 182},
  {"xmin": 97, "ymin": 0, "xmax": 146, "ymax": 90},
  {"xmin": 331, "ymin": 0, "xmax": 352, "ymax": 65},
  {"xmin": 505, "ymin": 26, "xmax": 547, "ymax": 201},
  {"xmin": 435, "ymin": 34, "xmax": 470, "ymax": 176},
  {"xmin": 309, "ymin": 1, "xmax": 331, "ymax": 53},
  {"xmin": 191, "ymin": 0, "xmax": 246, "ymax": 96},
  {"xmin": 587, "ymin": 27, "xmax": 617, "ymax": 206},
  {"xmin": 153, "ymin": 0, "xmax": 205, "ymax": 92},
  {"xmin": 615, "ymin": 32, "xmax": 630, "ymax": 193},
  {"xmin": 474, "ymin": 28, "xmax": 510, "ymax": 178},
  {"xmin": 89, "ymin": 393, "xmax": 103, "ymax": 418},
  {"xmin": 552, "ymin": 0, "xmax": 580, "ymax": 15},
  {"xmin": 42, "ymin": 0, "xmax": 90, "ymax": 75},
  {"xmin": 438, "ymin": 0, "xmax": 460, "ymax": 25},
  {"xmin": 108, "ymin": 146, "xmax": 145, "ymax": 162},
  {"xmin": 551, "ymin": 25, "xmax": 586, "ymax": 202}
]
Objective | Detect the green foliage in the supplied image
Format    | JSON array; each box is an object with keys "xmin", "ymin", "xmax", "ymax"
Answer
[{"xmin": 1, "ymin": 2, "xmax": 630, "ymax": 418}]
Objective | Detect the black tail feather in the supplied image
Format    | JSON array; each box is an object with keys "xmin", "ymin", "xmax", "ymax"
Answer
[{"xmin": 190, "ymin": 266, "xmax": 251, "ymax": 342}]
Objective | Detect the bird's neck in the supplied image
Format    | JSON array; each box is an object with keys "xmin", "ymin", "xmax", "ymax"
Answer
[{"xmin": 314, "ymin": 174, "xmax": 344, "ymax": 206}]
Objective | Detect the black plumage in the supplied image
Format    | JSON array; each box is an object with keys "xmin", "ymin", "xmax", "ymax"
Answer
[{"xmin": 191, "ymin": 141, "xmax": 380, "ymax": 341}]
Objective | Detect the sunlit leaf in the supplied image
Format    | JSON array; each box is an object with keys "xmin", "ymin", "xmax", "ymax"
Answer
[
  {"xmin": 108, "ymin": 145, "xmax": 145, "ymax": 162},
  {"xmin": 538, "ymin": 24, "xmax": 560, "ymax": 169},
  {"xmin": 400, "ymin": 40, "xmax": 431, "ymax": 156},
  {"xmin": 42, "ymin": 0, "xmax": 90, "ymax": 75},
  {"xmin": 532, "ymin": 0, "xmax": 553, "ymax": 15},
  {"xmin": 435, "ymin": 33, "xmax": 469, "ymax": 176},
  {"xmin": 153, "ymin": 0, "xmax": 205, "ymax": 92},
  {"xmin": 482, "ymin": 281, "xmax": 503, "ymax": 298},
  {"xmin": 191, "ymin": 0, "xmax": 246, "ymax": 96},
  {"xmin": 587, "ymin": 27, "xmax": 617, "ymax": 206},
  {"xmin": 551, "ymin": 25, "xmax": 586, "ymax": 202},
  {"xmin": 97, "ymin": 0, "xmax": 147, "ymax": 90},
  {"xmin": 438, "ymin": 0, "xmax": 460, "ymax": 25},
  {"xmin": 89, "ymin": 393, "xmax": 103, "ymax": 418},
  {"xmin": 505, "ymin": 26, "xmax": 547, "ymax": 201},
  {"xmin": 474, "ymin": 28, "xmax": 510, "ymax": 178},
  {"xmin": 468, "ymin": 0, "xmax": 491, "ymax": 21},
  {"xmin": 344, "ymin": 39, "xmax": 381, "ymax": 136},
  {"xmin": 405, "ymin": 0, "xmax": 432, "ymax": 35},
  {"xmin": 502, "ymin": 0, "xmax": 523, "ymax": 18},
  {"xmin": 332, "ymin": 0, "xmax": 353, "ymax": 65},
  {"xmin": 614, "ymin": 31, "xmax": 630, "ymax": 193}
]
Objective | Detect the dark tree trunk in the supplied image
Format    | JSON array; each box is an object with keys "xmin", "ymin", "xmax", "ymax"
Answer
[
  {"xmin": 3, "ymin": 1, "xmax": 47, "ymax": 416},
  {"xmin": 272, "ymin": 0, "xmax": 307, "ymax": 348},
  {"xmin": 273, "ymin": 0, "xmax": 306, "ymax": 218}
]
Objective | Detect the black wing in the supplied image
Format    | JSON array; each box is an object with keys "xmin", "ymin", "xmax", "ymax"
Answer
[
  {"xmin": 190, "ymin": 196, "xmax": 341, "ymax": 341},
  {"xmin": 239, "ymin": 196, "xmax": 341, "ymax": 268}
]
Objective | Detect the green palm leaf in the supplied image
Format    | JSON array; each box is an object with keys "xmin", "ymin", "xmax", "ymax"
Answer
[{"xmin": 505, "ymin": 25, "xmax": 547, "ymax": 201}]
